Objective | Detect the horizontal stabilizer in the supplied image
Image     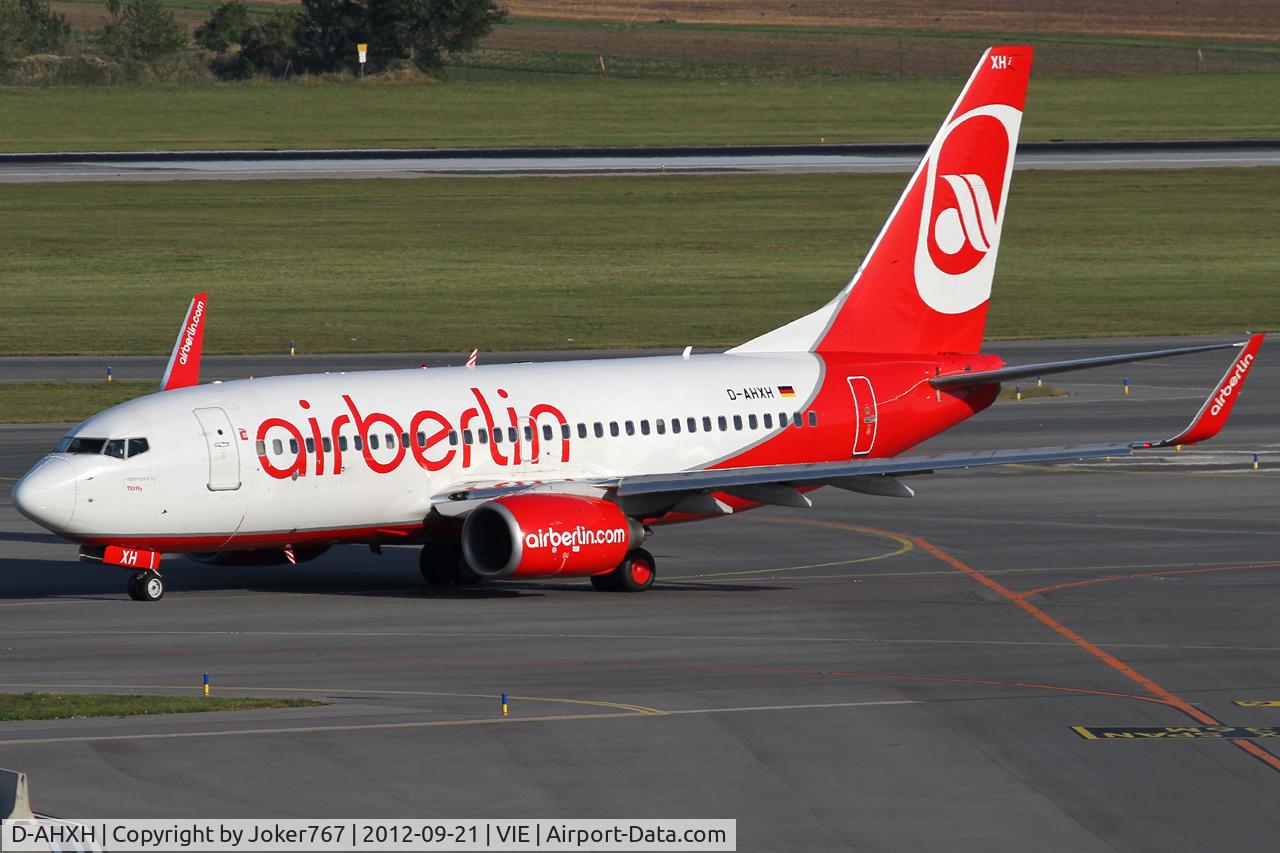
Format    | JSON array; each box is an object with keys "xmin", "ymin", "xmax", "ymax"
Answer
[{"xmin": 931, "ymin": 340, "xmax": 1247, "ymax": 390}]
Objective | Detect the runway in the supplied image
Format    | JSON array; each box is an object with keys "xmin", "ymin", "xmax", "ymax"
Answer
[
  {"xmin": 1, "ymin": 339, "xmax": 1278, "ymax": 850},
  {"xmin": 1, "ymin": 142, "xmax": 1277, "ymax": 182}
]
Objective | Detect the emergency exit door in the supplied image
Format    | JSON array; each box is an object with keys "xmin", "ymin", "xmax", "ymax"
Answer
[
  {"xmin": 193, "ymin": 407, "xmax": 242, "ymax": 491},
  {"xmin": 846, "ymin": 377, "xmax": 877, "ymax": 456}
]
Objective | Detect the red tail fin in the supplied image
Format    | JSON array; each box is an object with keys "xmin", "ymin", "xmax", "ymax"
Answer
[
  {"xmin": 733, "ymin": 47, "xmax": 1034, "ymax": 355},
  {"xmin": 159, "ymin": 293, "xmax": 207, "ymax": 391}
]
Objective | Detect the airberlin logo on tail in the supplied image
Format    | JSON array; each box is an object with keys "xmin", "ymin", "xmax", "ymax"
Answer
[
  {"xmin": 914, "ymin": 104, "xmax": 1022, "ymax": 315},
  {"xmin": 1210, "ymin": 353, "xmax": 1254, "ymax": 416},
  {"xmin": 934, "ymin": 174, "xmax": 997, "ymax": 255},
  {"xmin": 177, "ymin": 300, "xmax": 205, "ymax": 366}
]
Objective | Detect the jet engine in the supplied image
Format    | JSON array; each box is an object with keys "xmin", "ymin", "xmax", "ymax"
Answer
[{"xmin": 461, "ymin": 494, "xmax": 644, "ymax": 580}]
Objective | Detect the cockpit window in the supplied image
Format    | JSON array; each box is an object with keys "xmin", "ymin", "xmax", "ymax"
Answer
[
  {"xmin": 66, "ymin": 437, "xmax": 106, "ymax": 455},
  {"xmin": 61, "ymin": 436, "xmax": 150, "ymax": 458}
]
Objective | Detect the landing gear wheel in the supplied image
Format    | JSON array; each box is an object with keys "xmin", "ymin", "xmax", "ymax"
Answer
[
  {"xmin": 129, "ymin": 571, "xmax": 164, "ymax": 601},
  {"xmin": 419, "ymin": 543, "xmax": 459, "ymax": 585},
  {"xmin": 593, "ymin": 548, "xmax": 656, "ymax": 593},
  {"xmin": 589, "ymin": 572, "xmax": 619, "ymax": 592}
]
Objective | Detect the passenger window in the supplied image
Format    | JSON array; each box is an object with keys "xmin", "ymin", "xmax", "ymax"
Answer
[
  {"xmin": 686, "ymin": 417, "xmax": 696, "ymax": 433},
  {"xmin": 463, "ymin": 430, "xmax": 473, "ymax": 445},
  {"xmin": 702, "ymin": 417, "xmax": 712, "ymax": 432},
  {"xmin": 305, "ymin": 437, "xmax": 315, "ymax": 453},
  {"xmin": 779, "ymin": 411, "xmax": 788, "ymax": 426},
  {"xmin": 671, "ymin": 418, "xmax": 681, "ymax": 434},
  {"xmin": 478, "ymin": 429, "xmax": 488, "ymax": 445},
  {"xmin": 656, "ymin": 419, "xmax": 666, "ymax": 435},
  {"xmin": 733, "ymin": 415, "xmax": 743, "ymax": 430},
  {"xmin": 561, "ymin": 424, "xmax": 571, "ymax": 440},
  {"xmin": 748, "ymin": 414, "xmax": 758, "ymax": 429},
  {"xmin": 386, "ymin": 433, "xmax": 396, "ymax": 448},
  {"xmin": 448, "ymin": 430, "xmax": 458, "ymax": 447},
  {"xmin": 625, "ymin": 420, "xmax": 635, "ymax": 436},
  {"xmin": 338, "ymin": 436, "xmax": 348, "ymax": 452},
  {"xmin": 763, "ymin": 413, "xmax": 773, "ymax": 429},
  {"xmin": 610, "ymin": 422, "xmax": 619, "ymax": 437},
  {"xmin": 400, "ymin": 432, "xmax": 410, "ymax": 448},
  {"xmin": 369, "ymin": 434, "xmax": 380, "ymax": 450},
  {"xmin": 322, "ymin": 437, "xmax": 332, "ymax": 453},
  {"xmin": 792, "ymin": 413, "xmax": 803, "ymax": 428},
  {"xmin": 290, "ymin": 438, "xmax": 300, "ymax": 454},
  {"xmin": 717, "ymin": 416, "xmax": 728, "ymax": 432},
  {"xmin": 272, "ymin": 439, "xmax": 283, "ymax": 455},
  {"xmin": 417, "ymin": 431, "xmax": 426, "ymax": 447},
  {"xmin": 492, "ymin": 428, "xmax": 503, "ymax": 444},
  {"xmin": 354, "ymin": 435, "xmax": 364, "ymax": 451},
  {"xmin": 640, "ymin": 420, "xmax": 651, "ymax": 436},
  {"xmin": 509, "ymin": 427, "xmax": 518, "ymax": 443},
  {"xmin": 255, "ymin": 440, "xmax": 267, "ymax": 457},
  {"xmin": 808, "ymin": 411, "xmax": 818, "ymax": 427},
  {"xmin": 524, "ymin": 426, "xmax": 533, "ymax": 442},
  {"xmin": 127, "ymin": 437, "xmax": 149, "ymax": 457},
  {"xmin": 543, "ymin": 424, "xmax": 554, "ymax": 441},
  {"xmin": 594, "ymin": 422, "xmax": 604, "ymax": 438},
  {"xmin": 577, "ymin": 423, "xmax": 588, "ymax": 439}
]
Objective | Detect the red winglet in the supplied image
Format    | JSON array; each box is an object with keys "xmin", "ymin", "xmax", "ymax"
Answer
[
  {"xmin": 159, "ymin": 293, "xmax": 208, "ymax": 391},
  {"xmin": 1137, "ymin": 334, "xmax": 1264, "ymax": 448}
]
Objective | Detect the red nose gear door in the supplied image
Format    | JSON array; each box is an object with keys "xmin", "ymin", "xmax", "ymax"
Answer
[{"xmin": 846, "ymin": 376, "xmax": 878, "ymax": 456}]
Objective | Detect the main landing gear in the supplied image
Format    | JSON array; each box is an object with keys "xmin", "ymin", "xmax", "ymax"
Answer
[
  {"xmin": 127, "ymin": 570, "xmax": 164, "ymax": 602},
  {"xmin": 419, "ymin": 542, "xmax": 483, "ymax": 587},
  {"xmin": 590, "ymin": 548, "xmax": 656, "ymax": 593}
]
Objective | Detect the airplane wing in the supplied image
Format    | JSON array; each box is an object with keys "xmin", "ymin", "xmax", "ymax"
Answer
[{"xmin": 432, "ymin": 335, "xmax": 1262, "ymax": 514}]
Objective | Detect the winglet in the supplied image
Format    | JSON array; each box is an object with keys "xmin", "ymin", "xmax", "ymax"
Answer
[
  {"xmin": 159, "ymin": 293, "xmax": 208, "ymax": 392},
  {"xmin": 1136, "ymin": 334, "xmax": 1264, "ymax": 449}
]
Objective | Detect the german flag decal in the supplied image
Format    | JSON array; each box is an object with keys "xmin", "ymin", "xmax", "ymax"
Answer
[{"xmin": 778, "ymin": 385, "xmax": 796, "ymax": 398}]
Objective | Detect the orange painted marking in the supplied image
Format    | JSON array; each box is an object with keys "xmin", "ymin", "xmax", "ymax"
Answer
[
  {"xmin": 1018, "ymin": 561, "xmax": 1280, "ymax": 600},
  {"xmin": 911, "ymin": 534, "xmax": 1280, "ymax": 773}
]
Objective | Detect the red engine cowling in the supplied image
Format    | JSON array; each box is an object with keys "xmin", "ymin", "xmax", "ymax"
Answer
[{"xmin": 461, "ymin": 494, "xmax": 643, "ymax": 580}]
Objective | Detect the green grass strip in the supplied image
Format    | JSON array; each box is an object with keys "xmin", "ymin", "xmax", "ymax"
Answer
[
  {"xmin": 2, "ymin": 73, "xmax": 1278, "ymax": 152},
  {"xmin": 0, "ymin": 692, "xmax": 324, "ymax": 721},
  {"xmin": 0, "ymin": 169, "xmax": 1274, "ymax": 357}
]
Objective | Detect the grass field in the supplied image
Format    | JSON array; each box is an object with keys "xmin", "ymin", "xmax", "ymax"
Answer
[
  {"xmin": 0, "ymin": 692, "xmax": 323, "ymax": 720},
  {"xmin": 0, "ymin": 381, "xmax": 155, "ymax": 422},
  {"xmin": 0, "ymin": 169, "xmax": 1274, "ymax": 357},
  {"xmin": 5, "ymin": 71, "xmax": 1280, "ymax": 152}
]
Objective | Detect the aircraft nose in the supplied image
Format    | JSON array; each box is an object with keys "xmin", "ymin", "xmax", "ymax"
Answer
[{"xmin": 12, "ymin": 456, "xmax": 76, "ymax": 532}]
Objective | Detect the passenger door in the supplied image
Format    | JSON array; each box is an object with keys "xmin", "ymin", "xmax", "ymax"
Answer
[{"xmin": 193, "ymin": 407, "xmax": 242, "ymax": 491}]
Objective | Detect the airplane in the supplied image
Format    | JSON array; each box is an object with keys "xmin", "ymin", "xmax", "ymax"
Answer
[{"xmin": 11, "ymin": 45, "xmax": 1264, "ymax": 602}]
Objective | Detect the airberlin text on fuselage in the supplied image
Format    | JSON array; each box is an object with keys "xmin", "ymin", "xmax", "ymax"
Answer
[{"xmin": 256, "ymin": 387, "xmax": 569, "ymax": 480}]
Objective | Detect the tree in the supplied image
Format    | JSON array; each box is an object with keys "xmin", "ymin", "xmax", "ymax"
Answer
[
  {"xmin": 366, "ymin": 0, "xmax": 505, "ymax": 73},
  {"xmin": 0, "ymin": 0, "xmax": 70, "ymax": 65},
  {"xmin": 98, "ymin": 0, "xmax": 187, "ymax": 63},
  {"xmin": 194, "ymin": 1, "xmax": 252, "ymax": 54},
  {"xmin": 292, "ymin": 0, "xmax": 364, "ymax": 73},
  {"xmin": 239, "ymin": 11, "xmax": 297, "ymax": 76}
]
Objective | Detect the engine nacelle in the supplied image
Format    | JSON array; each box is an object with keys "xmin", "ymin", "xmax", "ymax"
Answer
[
  {"xmin": 186, "ymin": 545, "xmax": 330, "ymax": 567},
  {"xmin": 461, "ymin": 494, "xmax": 643, "ymax": 580}
]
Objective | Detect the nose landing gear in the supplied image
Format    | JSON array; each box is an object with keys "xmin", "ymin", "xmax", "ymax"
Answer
[{"xmin": 127, "ymin": 571, "xmax": 164, "ymax": 601}]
